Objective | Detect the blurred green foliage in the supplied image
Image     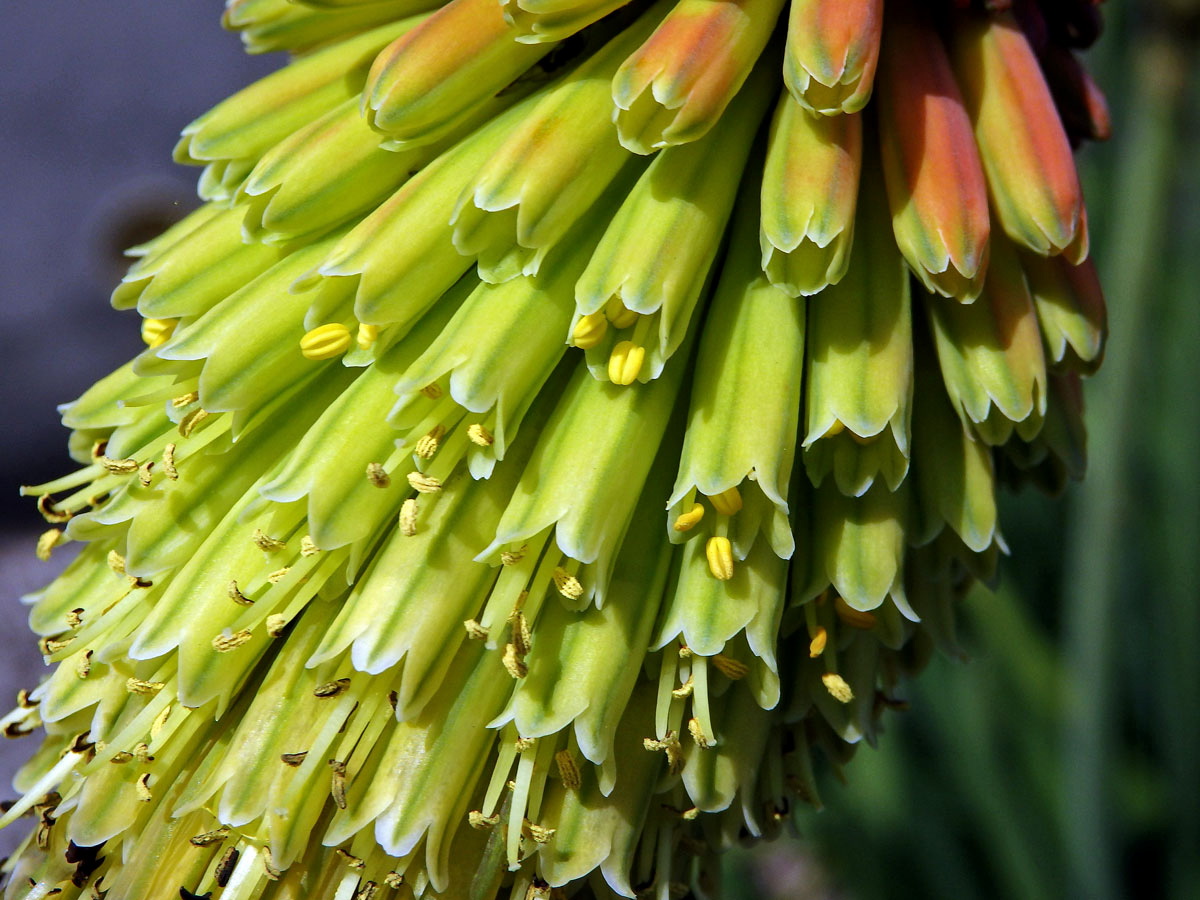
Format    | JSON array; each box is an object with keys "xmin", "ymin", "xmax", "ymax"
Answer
[{"xmin": 724, "ymin": 2, "xmax": 1200, "ymax": 898}]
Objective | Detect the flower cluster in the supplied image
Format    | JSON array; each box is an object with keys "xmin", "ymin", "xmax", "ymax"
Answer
[{"xmin": 2, "ymin": 1, "xmax": 1107, "ymax": 899}]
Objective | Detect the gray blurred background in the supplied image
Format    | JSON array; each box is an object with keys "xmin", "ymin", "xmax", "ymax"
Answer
[
  {"xmin": 2, "ymin": 3, "xmax": 1199, "ymax": 899},
  {"xmin": 0, "ymin": 1, "xmax": 275, "ymax": 858}
]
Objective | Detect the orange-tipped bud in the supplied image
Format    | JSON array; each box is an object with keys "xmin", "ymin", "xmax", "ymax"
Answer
[
  {"xmin": 877, "ymin": 6, "xmax": 990, "ymax": 302},
  {"xmin": 612, "ymin": 0, "xmax": 785, "ymax": 154},
  {"xmin": 950, "ymin": 11, "xmax": 1089, "ymax": 263},
  {"xmin": 363, "ymin": 0, "xmax": 550, "ymax": 146},
  {"xmin": 784, "ymin": 0, "xmax": 882, "ymax": 115}
]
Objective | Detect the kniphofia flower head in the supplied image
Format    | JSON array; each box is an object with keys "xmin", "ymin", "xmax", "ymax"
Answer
[{"xmin": 3, "ymin": 1, "xmax": 1110, "ymax": 898}]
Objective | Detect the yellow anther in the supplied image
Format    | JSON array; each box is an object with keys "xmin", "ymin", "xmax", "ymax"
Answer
[
  {"xmin": 608, "ymin": 340, "xmax": 644, "ymax": 385},
  {"xmin": 469, "ymin": 810, "xmax": 500, "ymax": 829},
  {"xmin": 705, "ymin": 536, "xmax": 734, "ymax": 581},
  {"xmin": 280, "ymin": 751, "xmax": 307, "ymax": 767},
  {"xmin": 335, "ymin": 848, "xmax": 365, "ymax": 869},
  {"xmin": 125, "ymin": 677, "xmax": 165, "ymax": 695},
  {"xmin": 671, "ymin": 676, "xmax": 694, "ymax": 698},
  {"xmin": 74, "ymin": 650, "xmax": 92, "ymax": 679},
  {"xmin": 604, "ymin": 297, "xmax": 638, "ymax": 329},
  {"xmin": 99, "ymin": 456, "xmax": 139, "ymax": 475},
  {"xmin": 420, "ymin": 383, "xmax": 443, "ymax": 399},
  {"xmin": 687, "ymin": 717, "xmax": 713, "ymax": 749},
  {"xmin": 299, "ymin": 323, "xmax": 351, "ymax": 360},
  {"xmin": 522, "ymin": 820, "xmax": 556, "ymax": 844},
  {"xmin": 808, "ymin": 626, "xmax": 828, "ymax": 658},
  {"xmin": 300, "ymin": 535, "xmax": 320, "ymax": 557},
  {"xmin": 643, "ymin": 732, "xmax": 685, "ymax": 774},
  {"xmin": 552, "ymin": 566, "xmax": 584, "ymax": 600},
  {"xmin": 822, "ymin": 419, "xmax": 846, "ymax": 439},
  {"xmin": 212, "ymin": 629, "xmax": 253, "ymax": 652},
  {"xmin": 672, "ymin": 502, "xmax": 705, "ymax": 532},
  {"xmin": 36, "ymin": 528, "xmax": 63, "ymax": 561},
  {"xmin": 356, "ymin": 322, "xmax": 380, "ymax": 350},
  {"xmin": 821, "ymin": 672, "xmax": 854, "ymax": 704},
  {"xmin": 555, "ymin": 750, "xmax": 581, "ymax": 790},
  {"xmin": 366, "ymin": 462, "xmax": 390, "ymax": 488},
  {"xmin": 267, "ymin": 567, "xmax": 290, "ymax": 583},
  {"xmin": 467, "ymin": 423, "xmax": 494, "ymax": 446},
  {"xmin": 711, "ymin": 654, "xmax": 749, "ymax": 680},
  {"xmin": 835, "ymin": 596, "xmax": 877, "ymax": 629},
  {"xmin": 406, "ymin": 472, "xmax": 442, "ymax": 494},
  {"xmin": 150, "ymin": 704, "xmax": 172, "ymax": 738},
  {"xmin": 41, "ymin": 635, "xmax": 74, "ymax": 655},
  {"xmin": 135, "ymin": 773, "xmax": 153, "ymax": 802},
  {"xmin": 503, "ymin": 643, "xmax": 528, "ymax": 678},
  {"xmin": 36, "ymin": 494, "xmax": 71, "ymax": 523},
  {"xmin": 313, "ymin": 678, "xmax": 351, "ymax": 698},
  {"xmin": 162, "ymin": 443, "xmax": 178, "ymax": 481},
  {"xmin": 500, "ymin": 545, "xmax": 527, "ymax": 566},
  {"xmin": 463, "ymin": 619, "xmax": 489, "ymax": 640},
  {"xmin": 515, "ymin": 736, "xmax": 537, "ymax": 752},
  {"xmin": 266, "ymin": 614, "xmax": 288, "ymax": 637},
  {"xmin": 178, "ymin": 407, "xmax": 208, "ymax": 437},
  {"xmin": 252, "ymin": 529, "xmax": 287, "ymax": 553},
  {"xmin": 140, "ymin": 317, "xmax": 177, "ymax": 347},
  {"xmin": 706, "ymin": 486, "xmax": 743, "ymax": 516},
  {"xmin": 138, "ymin": 461, "xmax": 154, "ymax": 487},
  {"xmin": 329, "ymin": 759, "xmax": 348, "ymax": 809},
  {"xmin": 171, "ymin": 391, "xmax": 199, "ymax": 409},
  {"xmin": 399, "ymin": 498, "xmax": 418, "ymax": 536},
  {"xmin": 571, "ymin": 312, "xmax": 608, "ymax": 349},
  {"xmin": 415, "ymin": 424, "xmax": 445, "ymax": 459},
  {"xmin": 65, "ymin": 608, "xmax": 84, "ymax": 628},
  {"xmin": 189, "ymin": 827, "xmax": 231, "ymax": 847}
]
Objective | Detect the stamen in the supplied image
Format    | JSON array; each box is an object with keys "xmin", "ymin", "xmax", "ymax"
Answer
[
  {"xmin": 99, "ymin": 456, "xmax": 139, "ymax": 476},
  {"xmin": 228, "ymin": 581, "xmax": 253, "ymax": 606},
  {"xmin": 267, "ymin": 567, "xmax": 290, "ymax": 583},
  {"xmin": 37, "ymin": 495, "xmax": 72, "ymax": 523},
  {"xmin": 554, "ymin": 750, "xmax": 581, "ymax": 790},
  {"xmin": 383, "ymin": 873, "xmax": 404, "ymax": 889},
  {"xmin": 138, "ymin": 461, "xmax": 154, "ymax": 487},
  {"xmin": 808, "ymin": 626, "xmax": 828, "ymax": 658},
  {"xmin": 135, "ymin": 773, "xmax": 153, "ymax": 802},
  {"xmin": 420, "ymin": 383, "xmax": 443, "ymax": 399},
  {"xmin": 463, "ymin": 619, "xmax": 489, "ymax": 640},
  {"xmin": 366, "ymin": 462, "xmax": 390, "ymax": 488},
  {"xmin": 672, "ymin": 503, "xmax": 705, "ymax": 532},
  {"xmin": 500, "ymin": 544, "xmax": 528, "ymax": 566},
  {"xmin": 266, "ymin": 614, "xmax": 288, "ymax": 637},
  {"xmin": 140, "ymin": 317, "xmax": 177, "ymax": 347},
  {"xmin": 299, "ymin": 323, "xmax": 352, "ymax": 360},
  {"xmin": 643, "ymin": 732, "xmax": 685, "ymax": 775},
  {"xmin": 671, "ymin": 676, "xmax": 694, "ymax": 699},
  {"xmin": 336, "ymin": 849, "xmax": 365, "ymax": 869},
  {"xmin": 65, "ymin": 608, "xmax": 84, "ymax": 628},
  {"xmin": 75, "ymin": 650, "xmax": 92, "ymax": 679},
  {"xmin": 399, "ymin": 499, "xmax": 418, "ymax": 536},
  {"xmin": 705, "ymin": 536, "xmax": 734, "ymax": 581},
  {"xmin": 189, "ymin": 826, "xmax": 231, "ymax": 847},
  {"xmin": 604, "ymin": 297, "xmax": 638, "ymax": 329},
  {"xmin": 467, "ymin": 423, "xmax": 494, "ymax": 446},
  {"xmin": 706, "ymin": 486, "xmax": 743, "ymax": 516},
  {"xmin": 821, "ymin": 672, "xmax": 854, "ymax": 704},
  {"xmin": 314, "ymin": 678, "xmax": 351, "ymax": 698},
  {"xmin": 280, "ymin": 752, "xmax": 308, "ymax": 767},
  {"xmin": 212, "ymin": 630, "xmax": 253, "ymax": 652},
  {"xmin": 162, "ymin": 443, "xmax": 178, "ymax": 480},
  {"xmin": 252, "ymin": 529, "xmax": 287, "ymax": 553},
  {"xmin": 503, "ymin": 643, "xmax": 528, "ymax": 678},
  {"xmin": 300, "ymin": 535, "xmax": 320, "ymax": 556},
  {"xmin": 328, "ymin": 759, "xmax": 348, "ymax": 810},
  {"xmin": 572, "ymin": 312, "xmax": 608, "ymax": 349},
  {"xmin": 406, "ymin": 472, "xmax": 442, "ymax": 494},
  {"xmin": 125, "ymin": 678, "xmax": 165, "ymax": 695},
  {"xmin": 414, "ymin": 424, "xmax": 445, "ymax": 460},
  {"xmin": 356, "ymin": 323, "xmax": 380, "ymax": 351},
  {"xmin": 551, "ymin": 566, "xmax": 583, "ymax": 601},
  {"xmin": 178, "ymin": 407, "xmax": 209, "ymax": 437},
  {"xmin": 171, "ymin": 391, "xmax": 199, "ymax": 409},
  {"xmin": 469, "ymin": 810, "xmax": 499, "ymax": 829},
  {"xmin": 36, "ymin": 529, "xmax": 63, "ymax": 561},
  {"xmin": 607, "ymin": 340, "xmax": 645, "ymax": 386},
  {"xmin": 150, "ymin": 704, "xmax": 172, "ymax": 739}
]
